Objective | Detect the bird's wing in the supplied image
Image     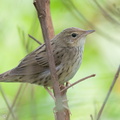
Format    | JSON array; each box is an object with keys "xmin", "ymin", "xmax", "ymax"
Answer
[{"xmin": 10, "ymin": 44, "xmax": 50, "ymax": 75}]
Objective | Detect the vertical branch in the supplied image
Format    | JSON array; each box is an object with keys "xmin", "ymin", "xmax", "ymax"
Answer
[
  {"xmin": 34, "ymin": 0, "xmax": 54, "ymax": 39},
  {"xmin": 33, "ymin": 0, "xmax": 66, "ymax": 120},
  {"xmin": 60, "ymin": 85, "xmax": 70, "ymax": 120}
]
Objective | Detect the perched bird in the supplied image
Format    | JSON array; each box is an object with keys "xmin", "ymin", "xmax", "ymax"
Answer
[{"xmin": 0, "ymin": 27, "xmax": 94, "ymax": 87}]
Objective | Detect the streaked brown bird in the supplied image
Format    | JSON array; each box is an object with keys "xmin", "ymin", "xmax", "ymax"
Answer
[{"xmin": 0, "ymin": 27, "xmax": 94, "ymax": 86}]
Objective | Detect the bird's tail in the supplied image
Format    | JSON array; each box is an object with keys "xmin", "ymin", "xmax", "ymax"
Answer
[{"xmin": 0, "ymin": 70, "xmax": 17, "ymax": 82}]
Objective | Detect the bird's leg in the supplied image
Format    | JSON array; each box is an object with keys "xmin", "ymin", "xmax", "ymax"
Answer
[
  {"xmin": 66, "ymin": 81, "xmax": 71, "ymax": 87},
  {"xmin": 44, "ymin": 87, "xmax": 55, "ymax": 100}
]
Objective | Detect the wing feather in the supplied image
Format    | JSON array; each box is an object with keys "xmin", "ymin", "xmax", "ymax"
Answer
[{"xmin": 10, "ymin": 42, "xmax": 63, "ymax": 75}]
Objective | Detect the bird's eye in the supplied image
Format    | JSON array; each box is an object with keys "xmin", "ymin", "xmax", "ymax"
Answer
[{"xmin": 71, "ymin": 33, "xmax": 77, "ymax": 37}]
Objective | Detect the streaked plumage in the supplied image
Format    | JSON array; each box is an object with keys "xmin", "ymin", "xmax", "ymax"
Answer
[{"xmin": 0, "ymin": 27, "xmax": 94, "ymax": 86}]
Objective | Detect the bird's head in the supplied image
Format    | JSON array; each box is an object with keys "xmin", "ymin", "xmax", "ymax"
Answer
[{"xmin": 53, "ymin": 27, "xmax": 95, "ymax": 48}]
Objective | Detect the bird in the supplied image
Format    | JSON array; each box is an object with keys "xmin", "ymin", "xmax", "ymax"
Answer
[{"xmin": 0, "ymin": 27, "xmax": 95, "ymax": 87}]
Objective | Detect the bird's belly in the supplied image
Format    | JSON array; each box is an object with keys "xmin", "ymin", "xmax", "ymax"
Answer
[
  {"xmin": 33, "ymin": 58, "xmax": 81, "ymax": 86},
  {"xmin": 66, "ymin": 61, "xmax": 81, "ymax": 81}
]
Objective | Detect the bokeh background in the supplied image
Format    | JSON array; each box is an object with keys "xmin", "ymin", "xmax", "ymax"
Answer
[{"xmin": 0, "ymin": 0, "xmax": 120, "ymax": 120}]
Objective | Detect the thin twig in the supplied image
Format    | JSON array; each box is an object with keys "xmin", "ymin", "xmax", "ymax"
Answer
[
  {"xmin": 45, "ymin": 87, "xmax": 55, "ymax": 100},
  {"xmin": 61, "ymin": 74, "xmax": 96, "ymax": 93},
  {"xmin": 96, "ymin": 65, "xmax": 120, "ymax": 120},
  {"xmin": 6, "ymin": 84, "xmax": 28, "ymax": 120},
  {"xmin": 90, "ymin": 114, "xmax": 94, "ymax": 120},
  {"xmin": 31, "ymin": 85, "xmax": 37, "ymax": 120},
  {"xmin": 16, "ymin": 84, "xmax": 28, "ymax": 106},
  {"xmin": 6, "ymin": 84, "xmax": 23, "ymax": 120},
  {"xmin": 28, "ymin": 34, "xmax": 42, "ymax": 45},
  {"xmin": 0, "ymin": 85, "xmax": 16, "ymax": 120},
  {"xmin": 93, "ymin": 0, "xmax": 120, "ymax": 25},
  {"xmin": 62, "ymin": 0, "xmax": 120, "ymax": 46}
]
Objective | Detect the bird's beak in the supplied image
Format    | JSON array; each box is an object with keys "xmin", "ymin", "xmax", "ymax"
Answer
[{"xmin": 83, "ymin": 30, "xmax": 95, "ymax": 35}]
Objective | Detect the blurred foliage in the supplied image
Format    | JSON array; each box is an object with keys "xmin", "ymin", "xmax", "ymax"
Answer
[{"xmin": 0, "ymin": 0, "xmax": 120, "ymax": 120}]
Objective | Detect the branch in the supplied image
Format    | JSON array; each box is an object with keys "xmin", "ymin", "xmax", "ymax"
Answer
[
  {"xmin": 61, "ymin": 74, "xmax": 96, "ymax": 93},
  {"xmin": 90, "ymin": 114, "xmax": 94, "ymax": 120},
  {"xmin": 96, "ymin": 65, "xmax": 120, "ymax": 120},
  {"xmin": 0, "ymin": 85, "xmax": 16, "ymax": 120},
  {"xmin": 33, "ymin": 0, "xmax": 65, "ymax": 120},
  {"xmin": 93, "ymin": 0, "xmax": 120, "ymax": 25},
  {"xmin": 28, "ymin": 34, "xmax": 42, "ymax": 45},
  {"xmin": 6, "ymin": 84, "xmax": 24, "ymax": 120}
]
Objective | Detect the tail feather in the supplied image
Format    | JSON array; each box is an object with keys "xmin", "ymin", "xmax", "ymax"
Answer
[
  {"xmin": 0, "ymin": 70, "xmax": 30, "ymax": 83},
  {"xmin": 0, "ymin": 70, "xmax": 16, "ymax": 82},
  {"xmin": 0, "ymin": 74, "xmax": 3, "ymax": 81},
  {"xmin": 0, "ymin": 70, "xmax": 36, "ymax": 84}
]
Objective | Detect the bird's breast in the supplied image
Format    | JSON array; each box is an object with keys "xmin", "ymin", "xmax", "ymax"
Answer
[{"xmin": 57, "ymin": 46, "xmax": 84, "ymax": 83}]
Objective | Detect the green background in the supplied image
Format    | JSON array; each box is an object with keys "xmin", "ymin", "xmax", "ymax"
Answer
[{"xmin": 0, "ymin": 0, "xmax": 120, "ymax": 120}]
